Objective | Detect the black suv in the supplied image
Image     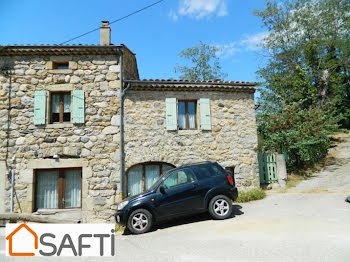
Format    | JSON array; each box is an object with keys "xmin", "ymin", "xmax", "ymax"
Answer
[{"xmin": 115, "ymin": 162, "xmax": 238, "ymax": 234}]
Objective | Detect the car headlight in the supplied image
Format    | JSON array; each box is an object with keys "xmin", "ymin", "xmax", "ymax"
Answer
[{"xmin": 117, "ymin": 201, "xmax": 129, "ymax": 210}]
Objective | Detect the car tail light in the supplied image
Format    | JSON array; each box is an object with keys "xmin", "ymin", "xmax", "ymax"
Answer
[{"xmin": 227, "ymin": 174, "xmax": 234, "ymax": 186}]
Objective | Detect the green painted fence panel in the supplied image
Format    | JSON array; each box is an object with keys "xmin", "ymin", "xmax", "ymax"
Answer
[{"xmin": 258, "ymin": 152, "xmax": 278, "ymax": 184}]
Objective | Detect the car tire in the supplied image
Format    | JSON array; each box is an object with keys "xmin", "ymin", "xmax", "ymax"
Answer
[
  {"xmin": 127, "ymin": 208, "xmax": 153, "ymax": 234},
  {"xmin": 208, "ymin": 195, "xmax": 232, "ymax": 220}
]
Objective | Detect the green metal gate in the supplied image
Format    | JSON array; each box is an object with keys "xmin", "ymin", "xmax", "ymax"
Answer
[{"xmin": 258, "ymin": 152, "xmax": 278, "ymax": 184}]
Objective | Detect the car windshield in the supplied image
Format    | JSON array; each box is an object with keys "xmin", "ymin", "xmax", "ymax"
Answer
[{"xmin": 147, "ymin": 172, "xmax": 169, "ymax": 191}]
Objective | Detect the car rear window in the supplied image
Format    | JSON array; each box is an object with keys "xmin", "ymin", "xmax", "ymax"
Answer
[{"xmin": 192, "ymin": 163, "xmax": 226, "ymax": 180}]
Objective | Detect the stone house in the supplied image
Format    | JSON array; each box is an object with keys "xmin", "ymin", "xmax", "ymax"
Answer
[{"xmin": 0, "ymin": 21, "xmax": 259, "ymax": 223}]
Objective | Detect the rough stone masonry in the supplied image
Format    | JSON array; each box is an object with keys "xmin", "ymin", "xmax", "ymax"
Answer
[{"xmin": 0, "ymin": 27, "xmax": 259, "ymax": 223}]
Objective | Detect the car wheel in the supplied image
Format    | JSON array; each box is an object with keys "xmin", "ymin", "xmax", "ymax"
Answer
[
  {"xmin": 208, "ymin": 195, "xmax": 232, "ymax": 220},
  {"xmin": 127, "ymin": 209, "xmax": 153, "ymax": 234}
]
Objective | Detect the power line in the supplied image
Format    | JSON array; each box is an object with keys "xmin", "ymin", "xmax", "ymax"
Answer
[{"xmin": 59, "ymin": 0, "xmax": 165, "ymax": 45}]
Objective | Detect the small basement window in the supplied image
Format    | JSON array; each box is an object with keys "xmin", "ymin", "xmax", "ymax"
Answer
[{"xmin": 53, "ymin": 61, "xmax": 69, "ymax": 70}]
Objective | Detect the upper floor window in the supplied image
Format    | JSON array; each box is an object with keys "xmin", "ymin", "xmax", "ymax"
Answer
[
  {"xmin": 178, "ymin": 100, "xmax": 197, "ymax": 130},
  {"xmin": 166, "ymin": 98, "xmax": 211, "ymax": 131},
  {"xmin": 51, "ymin": 92, "xmax": 71, "ymax": 123},
  {"xmin": 53, "ymin": 62, "xmax": 69, "ymax": 70},
  {"xmin": 34, "ymin": 90, "xmax": 85, "ymax": 125}
]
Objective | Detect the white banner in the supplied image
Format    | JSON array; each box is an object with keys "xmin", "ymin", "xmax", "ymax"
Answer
[{"xmin": 5, "ymin": 224, "xmax": 115, "ymax": 257}]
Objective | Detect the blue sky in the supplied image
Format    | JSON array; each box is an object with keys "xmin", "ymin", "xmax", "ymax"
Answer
[{"xmin": 0, "ymin": 0, "xmax": 268, "ymax": 82}]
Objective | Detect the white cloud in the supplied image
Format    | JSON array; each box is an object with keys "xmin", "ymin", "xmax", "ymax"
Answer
[
  {"xmin": 168, "ymin": 10, "xmax": 178, "ymax": 21},
  {"xmin": 215, "ymin": 42, "xmax": 241, "ymax": 59},
  {"xmin": 216, "ymin": 32, "xmax": 268, "ymax": 58},
  {"xmin": 240, "ymin": 32, "xmax": 268, "ymax": 51},
  {"xmin": 173, "ymin": 0, "xmax": 228, "ymax": 20}
]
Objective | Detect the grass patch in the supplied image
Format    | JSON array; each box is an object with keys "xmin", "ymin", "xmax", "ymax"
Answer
[
  {"xmin": 236, "ymin": 188, "xmax": 266, "ymax": 203},
  {"xmin": 115, "ymin": 224, "xmax": 125, "ymax": 233},
  {"xmin": 286, "ymin": 174, "xmax": 307, "ymax": 188}
]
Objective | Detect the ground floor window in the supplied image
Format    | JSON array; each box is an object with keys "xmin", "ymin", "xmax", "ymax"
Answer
[
  {"xmin": 127, "ymin": 162, "xmax": 175, "ymax": 197},
  {"xmin": 35, "ymin": 168, "xmax": 82, "ymax": 209}
]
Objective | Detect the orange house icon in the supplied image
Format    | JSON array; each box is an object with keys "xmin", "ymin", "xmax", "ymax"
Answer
[{"xmin": 6, "ymin": 224, "xmax": 38, "ymax": 256}]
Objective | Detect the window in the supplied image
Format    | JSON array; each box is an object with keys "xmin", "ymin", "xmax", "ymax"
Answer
[
  {"xmin": 35, "ymin": 168, "xmax": 82, "ymax": 209},
  {"xmin": 34, "ymin": 90, "xmax": 85, "ymax": 125},
  {"xmin": 53, "ymin": 62, "xmax": 69, "ymax": 70},
  {"xmin": 163, "ymin": 168, "xmax": 196, "ymax": 189},
  {"xmin": 178, "ymin": 100, "xmax": 197, "ymax": 130},
  {"xmin": 166, "ymin": 98, "xmax": 210, "ymax": 131},
  {"xmin": 127, "ymin": 162, "xmax": 175, "ymax": 196},
  {"xmin": 50, "ymin": 92, "xmax": 71, "ymax": 123}
]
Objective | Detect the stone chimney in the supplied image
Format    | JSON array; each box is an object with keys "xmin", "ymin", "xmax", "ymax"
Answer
[{"xmin": 100, "ymin": 21, "xmax": 111, "ymax": 46}]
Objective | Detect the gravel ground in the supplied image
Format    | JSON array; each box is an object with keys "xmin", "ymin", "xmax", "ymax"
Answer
[
  {"xmin": 291, "ymin": 133, "xmax": 350, "ymax": 193},
  {"xmin": 2, "ymin": 193, "xmax": 349, "ymax": 262}
]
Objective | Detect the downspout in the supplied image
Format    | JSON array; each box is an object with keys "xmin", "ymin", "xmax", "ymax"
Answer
[
  {"xmin": 10, "ymin": 170, "xmax": 14, "ymax": 213},
  {"xmin": 118, "ymin": 47, "xmax": 124, "ymax": 200},
  {"xmin": 118, "ymin": 48, "xmax": 132, "ymax": 200},
  {"xmin": 7, "ymin": 72, "xmax": 15, "ymax": 213}
]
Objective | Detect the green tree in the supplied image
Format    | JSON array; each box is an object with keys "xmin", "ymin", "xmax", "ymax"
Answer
[
  {"xmin": 255, "ymin": 0, "xmax": 350, "ymax": 113},
  {"xmin": 175, "ymin": 41, "xmax": 227, "ymax": 81},
  {"xmin": 254, "ymin": 0, "xmax": 349, "ymax": 169}
]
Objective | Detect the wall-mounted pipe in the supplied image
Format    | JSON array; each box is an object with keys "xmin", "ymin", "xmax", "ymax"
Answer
[
  {"xmin": 10, "ymin": 169, "xmax": 14, "ymax": 213},
  {"xmin": 118, "ymin": 48, "xmax": 124, "ymax": 200}
]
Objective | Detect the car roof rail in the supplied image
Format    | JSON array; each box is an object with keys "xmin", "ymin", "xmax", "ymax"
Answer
[{"xmin": 177, "ymin": 161, "xmax": 214, "ymax": 168}]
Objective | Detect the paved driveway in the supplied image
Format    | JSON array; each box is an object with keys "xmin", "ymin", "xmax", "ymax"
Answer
[
  {"xmin": 116, "ymin": 193, "xmax": 350, "ymax": 262},
  {"xmin": 1, "ymin": 193, "xmax": 349, "ymax": 262}
]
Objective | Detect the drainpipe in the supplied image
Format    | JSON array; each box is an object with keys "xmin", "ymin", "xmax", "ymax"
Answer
[
  {"xmin": 118, "ymin": 48, "xmax": 132, "ymax": 200},
  {"xmin": 10, "ymin": 170, "xmax": 14, "ymax": 213},
  {"xmin": 119, "ymin": 47, "xmax": 124, "ymax": 200}
]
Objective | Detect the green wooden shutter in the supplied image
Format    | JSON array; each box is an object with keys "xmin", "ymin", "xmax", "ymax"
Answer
[
  {"xmin": 34, "ymin": 90, "xmax": 47, "ymax": 125},
  {"xmin": 166, "ymin": 98, "xmax": 177, "ymax": 131},
  {"xmin": 200, "ymin": 98, "xmax": 211, "ymax": 130},
  {"xmin": 72, "ymin": 90, "xmax": 85, "ymax": 124}
]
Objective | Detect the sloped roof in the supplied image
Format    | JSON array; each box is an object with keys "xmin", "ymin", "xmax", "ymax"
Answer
[
  {"xmin": 125, "ymin": 79, "xmax": 257, "ymax": 92},
  {"xmin": 0, "ymin": 44, "xmax": 124, "ymax": 56}
]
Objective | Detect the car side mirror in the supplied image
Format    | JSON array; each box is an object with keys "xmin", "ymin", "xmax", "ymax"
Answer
[{"xmin": 159, "ymin": 185, "xmax": 166, "ymax": 194}]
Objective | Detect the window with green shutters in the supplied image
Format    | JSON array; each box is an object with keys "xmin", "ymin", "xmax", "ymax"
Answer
[
  {"xmin": 165, "ymin": 98, "xmax": 212, "ymax": 131},
  {"xmin": 199, "ymin": 98, "xmax": 211, "ymax": 130},
  {"xmin": 166, "ymin": 98, "xmax": 177, "ymax": 131},
  {"xmin": 72, "ymin": 90, "xmax": 85, "ymax": 124},
  {"xmin": 34, "ymin": 90, "xmax": 47, "ymax": 125},
  {"xmin": 34, "ymin": 89, "xmax": 85, "ymax": 125}
]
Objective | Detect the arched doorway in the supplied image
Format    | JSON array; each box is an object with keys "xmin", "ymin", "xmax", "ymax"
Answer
[{"xmin": 126, "ymin": 162, "xmax": 175, "ymax": 197}]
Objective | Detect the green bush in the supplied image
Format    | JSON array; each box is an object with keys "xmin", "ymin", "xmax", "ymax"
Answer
[
  {"xmin": 236, "ymin": 188, "xmax": 266, "ymax": 203},
  {"xmin": 258, "ymin": 102, "xmax": 341, "ymax": 170}
]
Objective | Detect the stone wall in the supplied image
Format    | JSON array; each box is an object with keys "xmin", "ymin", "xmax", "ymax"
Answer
[
  {"xmin": 124, "ymin": 90, "xmax": 259, "ymax": 190},
  {"xmin": 0, "ymin": 52, "xmax": 259, "ymax": 223},
  {"xmin": 0, "ymin": 54, "xmax": 122, "ymax": 222}
]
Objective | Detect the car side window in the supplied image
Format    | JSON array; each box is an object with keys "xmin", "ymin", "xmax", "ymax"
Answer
[
  {"xmin": 192, "ymin": 166, "xmax": 212, "ymax": 180},
  {"xmin": 163, "ymin": 169, "xmax": 196, "ymax": 189},
  {"xmin": 208, "ymin": 164, "xmax": 225, "ymax": 177}
]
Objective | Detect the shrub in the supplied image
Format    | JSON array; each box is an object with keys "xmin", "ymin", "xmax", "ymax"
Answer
[
  {"xmin": 258, "ymin": 102, "xmax": 341, "ymax": 170},
  {"xmin": 236, "ymin": 188, "xmax": 266, "ymax": 203}
]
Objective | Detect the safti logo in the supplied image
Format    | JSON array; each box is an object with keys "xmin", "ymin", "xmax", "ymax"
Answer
[{"xmin": 6, "ymin": 224, "xmax": 115, "ymax": 257}]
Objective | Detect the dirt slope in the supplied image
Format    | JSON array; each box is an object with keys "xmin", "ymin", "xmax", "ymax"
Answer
[{"xmin": 291, "ymin": 133, "xmax": 350, "ymax": 193}]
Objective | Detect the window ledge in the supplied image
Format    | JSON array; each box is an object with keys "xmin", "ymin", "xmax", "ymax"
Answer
[
  {"xmin": 34, "ymin": 208, "xmax": 81, "ymax": 215},
  {"xmin": 177, "ymin": 129, "xmax": 200, "ymax": 135},
  {"xmin": 46, "ymin": 123, "xmax": 74, "ymax": 129},
  {"xmin": 49, "ymin": 69, "xmax": 73, "ymax": 74}
]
